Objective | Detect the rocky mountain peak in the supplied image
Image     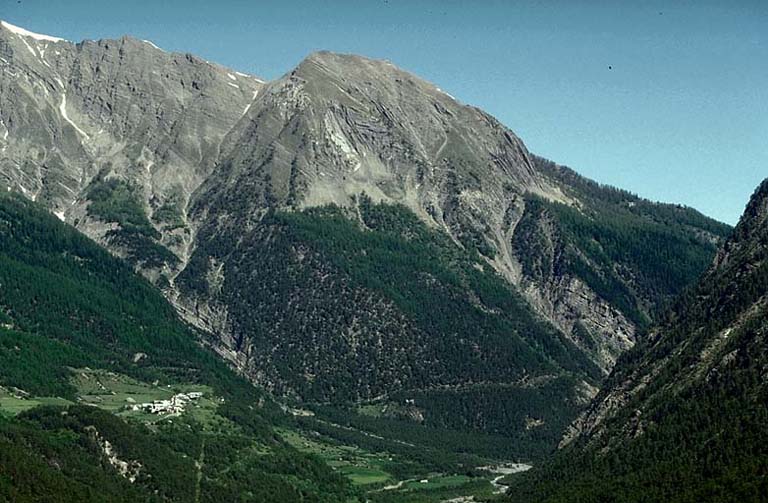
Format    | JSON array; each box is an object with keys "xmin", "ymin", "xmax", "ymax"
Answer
[
  {"xmin": 0, "ymin": 21, "xmax": 265, "ymax": 276},
  {"xmin": 712, "ymin": 177, "xmax": 768, "ymax": 271},
  {"xmin": 732, "ymin": 177, "xmax": 768, "ymax": 239},
  {"xmin": 0, "ymin": 19, "xmax": 69, "ymax": 44},
  {"xmin": 293, "ymin": 50, "xmax": 445, "ymax": 98},
  {"xmin": 208, "ymin": 45, "xmax": 550, "ymax": 233}
]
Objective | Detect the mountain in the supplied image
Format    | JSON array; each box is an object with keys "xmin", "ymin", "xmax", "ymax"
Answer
[
  {"xmin": 506, "ymin": 179, "xmax": 768, "ymax": 502},
  {"xmin": 0, "ymin": 20, "xmax": 730, "ymax": 450}
]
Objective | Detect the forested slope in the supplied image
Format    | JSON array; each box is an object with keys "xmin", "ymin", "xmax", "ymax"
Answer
[
  {"xmin": 504, "ymin": 179, "xmax": 768, "ymax": 503},
  {"xmin": 0, "ymin": 192, "xmax": 350, "ymax": 502}
]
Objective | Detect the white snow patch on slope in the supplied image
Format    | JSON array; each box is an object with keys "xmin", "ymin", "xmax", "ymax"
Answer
[
  {"xmin": 54, "ymin": 210, "xmax": 66, "ymax": 221},
  {"xmin": 236, "ymin": 70, "xmax": 265, "ymax": 83},
  {"xmin": 38, "ymin": 47, "xmax": 52, "ymax": 67},
  {"xmin": 142, "ymin": 39, "xmax": 161, "ymax": 50},
  {"xmin": 1, "ymin": 20, "xmax": 66, "ymax": 42},
  {"xmin": 59, "ymin": 93, "xmax": 89, "ymax": 139},
  {"xmin": 227, "ymin": 73, "xmax": 237, "ymax": 81},
  {"xmin": 435, "ymin": 87, "xmax": 456, "ymax": 100},
  {"xmin": 227, "ymin": 82, "xmax": 240, "ymax": 89},
  {"xmin": 241, "ymin": 90, "xmax": 259, "ymax": 116},
  {"xmin": 16, "ymin": 34, "xmax": 38, "ymax": 57}
]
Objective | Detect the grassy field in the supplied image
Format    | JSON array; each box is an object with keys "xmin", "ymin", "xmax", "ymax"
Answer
[
  {"xmin": 277, "ymin": 424, "xmax": 506, "ymax": 502},
  {"xmin": 277, "ymin": 427, "xmax": 393, "ymax": 486},
  {"xmin": 72, "ymin": 369, "xmax": 174, "ymax": 411},
  {"xmin": 0, "ymin": 393, "xmax": 72, "ymax": 417},
  {"xmin": 399, "ymin": 474, "xmax": 473, "ymax": 491},
  {"xmin": 369, "ymin": 478, "xmax": 497, "ymax": 502},
  {"xmin": 71, "ymin": 369, "xmax": 232, "ymax": 431},
  {"xmin": 0, "ymin": 369, "xmax": 230, "ymax": 433},
  {"xmin": 357, "ymin": 404, "xmax": 385, "ymax": 418}
]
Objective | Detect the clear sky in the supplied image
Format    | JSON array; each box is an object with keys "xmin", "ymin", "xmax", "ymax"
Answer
[{"xmin": 1, "ymin": 0, "xmax": 765, "ymax": 224}]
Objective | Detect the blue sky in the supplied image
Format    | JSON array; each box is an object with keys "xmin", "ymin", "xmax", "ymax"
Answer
[{"xmin": 1, "ymin": 0, "xmax": 765, "ymax": 224}]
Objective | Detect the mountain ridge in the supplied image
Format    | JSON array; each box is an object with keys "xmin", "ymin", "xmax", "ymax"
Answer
[{"xmin": 0, "ymin": 20, "xmax": 730, "ymax": 449}]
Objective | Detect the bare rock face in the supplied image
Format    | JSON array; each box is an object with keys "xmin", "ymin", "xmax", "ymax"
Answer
[
  {"xmin": 0, "ymin": 20, "xmax": 263, "ymax": 276},
  {"xmin": 510, "ymin": 199, "xmax": 636, "ymax": 373},
  {"xmin": 0, "ymin": 21, "xmax": 728, "ymax": 410},
  {"xmin": 191, "ymin": 50, "xmax": 558, "ymax": 257}
]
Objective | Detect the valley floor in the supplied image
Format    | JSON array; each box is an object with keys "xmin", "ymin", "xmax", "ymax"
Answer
[{"xmin": 0, "ymin": 371, "xmax": 533, "ymax": 502}]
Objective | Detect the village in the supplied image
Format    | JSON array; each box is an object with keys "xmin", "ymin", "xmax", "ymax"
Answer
[{"xmin": 130, "ymin": 391, "xmax": 204, "ymax": 415}]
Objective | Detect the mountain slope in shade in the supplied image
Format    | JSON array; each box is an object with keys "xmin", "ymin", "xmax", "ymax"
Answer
[
  {"xmin": 0, "ymin": 21, "xmax": 729, "ymax": 447},
  {"xmin": 506, "ymin": 179, "xmax": 768, "ymax": 502}
]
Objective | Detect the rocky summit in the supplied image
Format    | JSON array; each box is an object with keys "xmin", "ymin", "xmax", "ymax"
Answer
[{"xmin": 0, "ymin": 20, "xmax": 730, "ymax": 449}]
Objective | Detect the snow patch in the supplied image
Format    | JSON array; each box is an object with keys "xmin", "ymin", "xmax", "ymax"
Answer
[
  {"xmin": 142, "ymin": 39, "xmax": 161, "ymax": 50},
  {"xmin": 227, "ymin": 82, "xmax": 240, "ymax": 89},
  {"xmin": 436, "ymin": 87, "xmax": 456, "ymax": 100},
  {"xmin": 1, "ymin": 20, "xmax": 67, "ymax": 42},
  {"xmin": 241, "ymin": 90, "xmax": 259, "ymax": 116},
  {"xmin": 235, "ymin": 71, "xmax": 249, "ymax": 77},
  {"xmin": 54, "ymin": 210, "xmax": 65, "ymax": 221},
  {"xmin": 59, "ymin": 93, "xmax": 90, "ymax": 139},
  {"xmin": 227, "ymin": 73, "xmax": 237, "ymax": 81},
  {"xmin": 17, "ymin": 35, "xmax": 38, "ymax": 58}
]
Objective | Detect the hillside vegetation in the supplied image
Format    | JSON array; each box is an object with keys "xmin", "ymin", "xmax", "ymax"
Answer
[
  {"xmin": 503, "ymin": 180, "xmax": 768, "ymax": 502},
  {"xmin": 0, "ymin": 192, "xmax": 351, "ymax": 502}
]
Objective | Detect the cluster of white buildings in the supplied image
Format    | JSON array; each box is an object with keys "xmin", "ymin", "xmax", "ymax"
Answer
[{"xmin": 131, "ymin": 391, "xmax": 203, "ymax": 415}]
